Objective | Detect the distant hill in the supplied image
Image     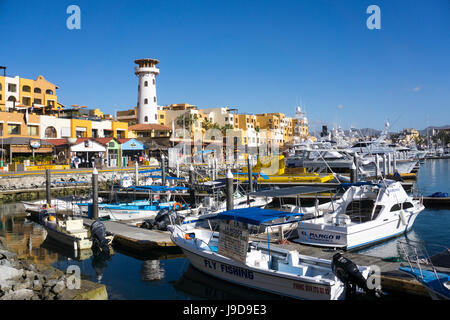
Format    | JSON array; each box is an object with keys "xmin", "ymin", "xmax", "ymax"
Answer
[{"xmin": 418, "ymin": 125, "xmax": 450, "ymax": 136}]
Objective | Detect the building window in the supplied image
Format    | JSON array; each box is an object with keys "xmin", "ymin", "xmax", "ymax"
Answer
[
  {"xmin": 159, "ymin": 114, "xmax": 164, "ymax": 119},
  {"xmin": 155, "ymin": 114, "xmax": 157, "ymax": 120},
  {"xmin": 144, "ymin": 81, "xmax": 148, "ymax": 87},
  {"xmin": 153, "ymin": 79, "xmax": 155, "ymax": 85},
  {"xmin": 7, "ymin": 124, "xmax": 21, "ymax": 135},
  {"xmin": 28, "ymin": 125, "xmax": 39, "ymax": 136},
  {"xmin": 104, "ymin": 130, "xmax": 113, "ymax": 138},
  {"xmin": 154, "ymin": 97, "xmax": 156, "ymax": 102},
  {"xmin": 117, "ymin": 131, "xmax": 125, "ymax": 139},
  {"xmin": 33, "ymin": 98, "xmax": 42, "ymax": 105},
  {"xmin": 7, "ymin": 96, "xmax": 16, "ymax": 102},
  {"xmin": 45, "ymin": 89, "xmax": 53, "ymax": 95},
  {"xmin": 45, "ymin": 126, "xmax": 57, "ymax": 138},
  {"xmin": 34, "ymin": 87, "xmax": 41, "ymax": 93},
  {"xmin": 22, "ymin": 85, "xmax": 31, "ymax": 92},
  {"xmin": 22, "ymin": 97, "xmax": 31, "ymax": 106},
  {"xmin": 8, "ymin": 84, "xmax": 17, "ymax": 92},
  {"xmin": 144, "ymin": 98, "xmax": 148, "ymax": 104},
  {"xmin": 0, "ymin": 123, "xmax": 3, "ymax": 136},
  {"xmin": 92, "ymin": 129, "xmax": 98, "ymax": 138},
  {"xmin": 144, "ymin": 116, "xmax": 148, "ymax": 122}
]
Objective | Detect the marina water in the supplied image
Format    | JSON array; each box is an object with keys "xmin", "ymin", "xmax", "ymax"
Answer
[{"xmin": 1, "ymin": 159, "xmax": 449, "ymax": 300}]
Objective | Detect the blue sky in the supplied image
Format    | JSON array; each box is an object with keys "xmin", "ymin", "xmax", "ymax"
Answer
[{"xmin": 1, "ymin": 0, "xmax": 449, "ymax": 132}]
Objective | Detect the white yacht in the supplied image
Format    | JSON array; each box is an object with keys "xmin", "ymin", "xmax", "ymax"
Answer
[{"xmin": 294, "ymin": 180, "xmax": 425, "ymax": 250}]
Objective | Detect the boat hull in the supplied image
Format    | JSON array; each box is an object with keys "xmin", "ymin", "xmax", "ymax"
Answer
[
  {"xmin": 174, "ymin": 239, "xmax": 345, "ymax": 300},
  {"xmin": 45, "ymin": 226, "xmax": 92, "ymax": 250}
]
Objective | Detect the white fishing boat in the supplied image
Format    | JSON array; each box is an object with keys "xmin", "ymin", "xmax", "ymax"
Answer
[
  {"xmin": 22, "ymin": 196, "xmax": 102, "ymax": 215},
  {"xmin": 169, "ymin": 207, "xmax": 375, "ymax": 300},
  {"xmin": 42, "ymin": 215, "xmax": 93, "ymax": 250},
  {"xmin": 294, "ymin": 180, "xmax": 425, "ymax": 250}
]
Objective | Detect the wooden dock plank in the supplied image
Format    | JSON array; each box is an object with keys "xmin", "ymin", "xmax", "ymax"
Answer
[{"xmin": 83, "ymin": 218, "xmax": 177, "ymax": 254}]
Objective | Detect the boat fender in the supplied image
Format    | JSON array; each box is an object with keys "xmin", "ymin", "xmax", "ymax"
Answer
[
  {"xmin": 172, "ymin": 202, "xmax": 182, "ymax": 211},
  {"xmin": 399, "ymin": 210, "xmax": 407, "ymax": 225}
]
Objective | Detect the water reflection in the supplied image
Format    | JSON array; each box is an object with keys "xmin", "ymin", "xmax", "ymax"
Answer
[{"xmin": 141, "ymin": 260, "xmax": 165, "ymax": 281}]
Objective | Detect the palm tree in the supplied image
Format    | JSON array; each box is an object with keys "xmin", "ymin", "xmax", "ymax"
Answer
[
  {"xmin": 221, "ymin": 124, "xmax": 234, "ymax": 135},
  {"xmin": 176, "ymin": 112, "xmax": 198, "ymax": 130}
]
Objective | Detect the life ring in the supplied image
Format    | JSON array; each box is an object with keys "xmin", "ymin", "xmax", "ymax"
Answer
[{"xmin": 173, "ymin": 202, "xmax": 182, "ymax": 211}]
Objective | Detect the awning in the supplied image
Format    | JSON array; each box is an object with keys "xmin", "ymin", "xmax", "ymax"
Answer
[
  {"xmin": 248, "ymin": 186, "xmax": 336, "ymax": 198},
  {"xmin": 215, "ymin": 207, "xmax": 302, "ymax": 225}
]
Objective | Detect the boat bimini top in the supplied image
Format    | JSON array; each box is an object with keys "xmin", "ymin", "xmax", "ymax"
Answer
[{"xmin": 214, "ymin": 207, "xmax": 302, "ymax": 226}]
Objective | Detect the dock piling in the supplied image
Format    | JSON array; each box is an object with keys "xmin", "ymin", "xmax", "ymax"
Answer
[
  {"xmin": 45, "ymin": 169, "xmax": 51, "ymax": 206},
  {"xmin": 226, "ymin": 169, "xmax": 234, "ymax": 210},
  {"xmin": 189, "ymin": 164, "xmax": 196, "ymax": 207},
  {"xmin": 161, "ymin": 154, "xmax": 166, "ymax": 186},
  {"xmin": 247, "ymin": 155, "xmax": 253, "ymax": 192},
  {"xmin": 135, "ymin": 161, "xmax": 139, "ymax": 186},
  {"xmin": 92, "ymin": 167, "xmax": 99, "ymax": 220}
]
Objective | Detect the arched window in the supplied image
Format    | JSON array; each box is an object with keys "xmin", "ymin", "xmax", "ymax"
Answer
[
  {"xmin": 22, "ymin": 85, "xmax": 31, "ymax": 92},
  {"xmin": 144, "ymin": 116, "xmax": 148, "ymax": 122},
  {"xmin": 144, "ymin": 81, "xmax": 148, "ymax": 87},
  {"xmin": 7, "ymin": 96, "xmax": 16, "ymax": 102},
  {"xmin": 45, "ymin": 89, "xmax": 53, "ymax": 95},
  {"xmin": 45, "ymin": 126, "xmax": 57, "ymax": 138},
  {"xmin": 34, "ymin": 87, "xmax": 41, "ymax": 93},
  {"xmin": 153, "ymin": 97, "xmax": 156, "ymax": 102},
  {"xmin": 144, "ymin": 98, "xmax": 148, "ymax": 104}
]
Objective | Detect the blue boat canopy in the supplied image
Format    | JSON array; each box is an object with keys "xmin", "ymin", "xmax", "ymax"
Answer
[{"xmin": 215, "ymin": 207, "xmax": 302, "ymax": 225}]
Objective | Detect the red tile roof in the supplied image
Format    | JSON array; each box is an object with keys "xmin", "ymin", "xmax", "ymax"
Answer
[
  {"xmin": 44, "ymin": 139, "xmax": 68, "ymax": 146},
  {"xmin": 94, "ymin": 137, "xmax": 114, "ymax": 145}
]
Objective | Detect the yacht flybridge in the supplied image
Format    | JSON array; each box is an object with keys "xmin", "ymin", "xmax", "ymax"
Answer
[{"xmin": 294, "ymin": 180, "xmax": 425, "ymax": 250}]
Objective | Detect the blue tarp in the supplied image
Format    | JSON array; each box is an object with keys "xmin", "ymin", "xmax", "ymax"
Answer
[{"xmin": 215, "ymin": 207, "xmax": 302, "ymax": 225}]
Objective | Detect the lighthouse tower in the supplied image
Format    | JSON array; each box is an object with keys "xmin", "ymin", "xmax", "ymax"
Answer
[{"xmin": 134, "ymin": 58, "xmax": 160, "ymax": 124}]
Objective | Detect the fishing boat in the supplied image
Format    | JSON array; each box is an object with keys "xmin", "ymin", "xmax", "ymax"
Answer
[
  {"xmin": 22, "ymin": 196, "xmax": 102, "ymax": 215},
  {"xmin": 398, "ymin": 241, "xmax": 450, "ymax": 300},
  {"xmin": 168, "ymin": 207, "xmax": 375, "ymax": 300},
  {"xmin": 87, "ymin": 200, "xmax": 188, "ymax": 221},
  {"xmin": 41, "ymin": 214, "xmax": 93, "ymax": 250},
  {"xmin": 294, "ymin": 180, "xmax": 425, "ymax": 250}
]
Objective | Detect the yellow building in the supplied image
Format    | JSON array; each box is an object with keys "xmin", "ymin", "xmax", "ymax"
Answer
[{"xmin": 0, "ymin": 74, "xmax": 59, "ymax": 112}]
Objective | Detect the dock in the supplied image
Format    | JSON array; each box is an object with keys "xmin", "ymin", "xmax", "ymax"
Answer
[{"xmin": 82, "ymin": 218, "xmax": 179, "ymax": 255}]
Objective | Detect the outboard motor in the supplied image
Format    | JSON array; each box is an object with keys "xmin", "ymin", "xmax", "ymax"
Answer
[
  {"xmin": 331, "ymin": 253, "xmax": 381, "ymax": 298},
  {"xmin": 140, "ymin": 208, "xmax": 182, "ymax": 231},
  {"xmin": 90, "ymin": 220, "xmax": 111, "ymax": 255}
]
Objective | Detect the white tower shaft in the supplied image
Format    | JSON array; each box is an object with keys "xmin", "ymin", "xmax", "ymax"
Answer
[{"xmin": 135, "ymin": 59, "xmax": 160, "ymax": 124}]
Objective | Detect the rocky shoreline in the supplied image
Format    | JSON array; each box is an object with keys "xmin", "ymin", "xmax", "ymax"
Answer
[{"xmin": 0, "ymin": 239, "xmax": 107, "ymax": 300}]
